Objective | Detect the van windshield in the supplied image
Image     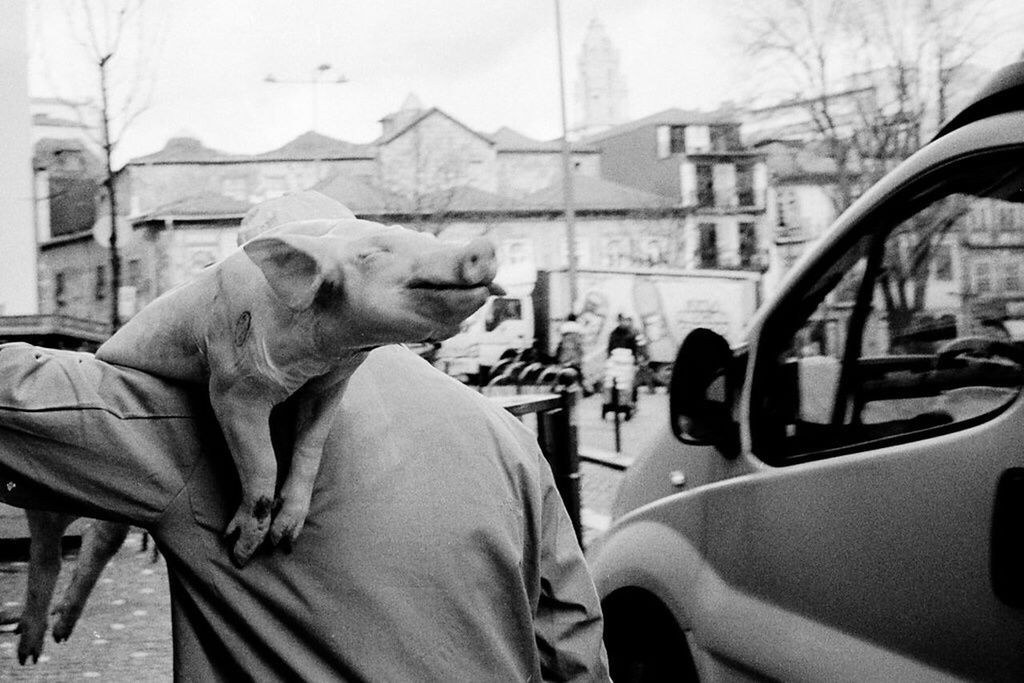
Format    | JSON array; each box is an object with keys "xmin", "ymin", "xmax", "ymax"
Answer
[{"xmin": 485, "ymin": 297, "xmax": 523, "ymax": 332}]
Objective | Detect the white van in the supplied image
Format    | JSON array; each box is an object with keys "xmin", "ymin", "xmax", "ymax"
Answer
[{"xmin": 588, "ymin": 62, "xmax": 1024, "ymax": 682}]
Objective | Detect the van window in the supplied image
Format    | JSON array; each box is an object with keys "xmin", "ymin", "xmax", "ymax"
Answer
[
  {"xmin": 753, "ymin": 150, "xmax": 1024, "ymax": 464},
  {"xmin": 485, "ymin": 297, "xmax": 523, "ymax": 332}
]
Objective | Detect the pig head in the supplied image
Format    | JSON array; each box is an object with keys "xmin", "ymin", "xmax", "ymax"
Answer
[
  {"xmin": 247, "ymin": 219, "xmax": 502, "ymax": 347},
  {"xmin": 97, "ymin": 208, "xmax": 500, "ymax": 565}
]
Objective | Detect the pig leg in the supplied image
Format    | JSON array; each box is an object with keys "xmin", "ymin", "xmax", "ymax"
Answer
[
  {"xmin": 269, "ymin": 373, "xmax": 352, "ymax": 548},
  {"xmin": 210, "ymin": 377, "xmax": 279, "ymax": 566},
  {"xmin": 50, "ymin": 520, "xmax": 129, "ymax": 643},
  {"xmin": 18, "ymin": 511, "xmax": 76, "ymax": 665}
]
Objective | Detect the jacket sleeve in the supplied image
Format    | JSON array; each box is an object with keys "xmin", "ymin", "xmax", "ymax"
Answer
[
  {"xmin": 534, "ymin": 462, "xmax": 612, "ymax": 682},
  {"xmin": 0, "ymin": 343, "xmax": 204, "ymax": 527}
]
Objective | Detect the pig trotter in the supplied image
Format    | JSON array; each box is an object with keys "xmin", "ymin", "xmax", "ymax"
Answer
[
  {"xmin": 17, "ymin": 617, "xmax": 44, "ymax": 665},
  {"xmin": 50, "ymin": 602, "xmax": 82, "ymax": 643},
  {"xmin": 225, "ymin": 495, "xmax": 275, "ymax": 566},
  {"xmin": 50, "ymin": 519, "xmax": 130, "ymax": 644},
  {"xmin": 268, "ymin": 496, "xmax": 309, "ymax": 549}
]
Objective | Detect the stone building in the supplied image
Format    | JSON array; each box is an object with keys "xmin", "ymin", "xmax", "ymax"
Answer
[
  {"xmin": 32, "ymin": 95, "xmax": 771, "ymax": 327},
  {"xmin": 752, "ymin": 140, "xmax": 843, "ymax": 295},
  {"xmin": 124, "ymin": 131, "xmax": 376, "ymax": 217},
  {"xmin": 121, "ymin": 172, "xmax": 689, "ymax": 301}
]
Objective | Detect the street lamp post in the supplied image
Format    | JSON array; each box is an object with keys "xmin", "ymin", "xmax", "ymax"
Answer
[
  {"xmin": 264, "ymin": 63, "xmax": 349, "ymax": 133},
  {"xmin": 554, "ymin": 0, "xmax": 579, "ymax": 313}
]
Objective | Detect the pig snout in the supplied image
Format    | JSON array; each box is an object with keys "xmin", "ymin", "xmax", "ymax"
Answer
[
  {"xmin": 458, "ymin": 238, "xmax": 499, "ymax": 287},
  {"xmin": 409, "ymin": 237, "xmax": 502, "ymax": 294}
]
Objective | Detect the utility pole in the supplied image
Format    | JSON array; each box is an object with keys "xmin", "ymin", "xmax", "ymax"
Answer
[
  {"xmin": 99, "ymin": 53, "xmax": 122, "ymax": 331},
  {"xmin": 554, "ymin": 0, "xmax": 579, "ymax": 312}
]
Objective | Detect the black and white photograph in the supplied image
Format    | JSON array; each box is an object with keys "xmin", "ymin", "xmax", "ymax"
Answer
[{"xmin": 1, "ymin": 0, "xmax": 1023, "ymax": 680}]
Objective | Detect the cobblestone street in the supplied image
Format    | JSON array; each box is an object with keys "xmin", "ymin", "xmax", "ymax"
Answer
[
  {"xmin": 0, "ymin": 532, "xmax": 172, "ymax": 682},
  {"xmin": 0, "ymin": 389, "xmax": 667, "ymax": 680}
]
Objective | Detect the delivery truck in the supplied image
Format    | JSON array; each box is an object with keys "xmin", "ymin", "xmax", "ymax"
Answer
[
  {"xmin": 435, "ymin": 263, "xmax": 761, "ymax": 388},
  {"xmin": 536, "ymin": 267, "xmax": 762, "ymax": 389}
]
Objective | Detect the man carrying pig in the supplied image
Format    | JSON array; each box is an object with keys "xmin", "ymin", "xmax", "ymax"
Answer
[
  {"xmin": 6, "ymin": 193, "xmax": 514, "ymax": 665},
  {"xmin": 0, "ymin": 191, "xmax": 610, "ymax": 680},
  {"xmin": 0, "ymin": 339, "xmax": 610, "ymax": 680},
  {"xmin": 97, "ymin": 203, "xmax": 504, "ymax": 565}
]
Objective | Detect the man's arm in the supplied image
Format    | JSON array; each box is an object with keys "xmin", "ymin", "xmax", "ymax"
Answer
[
  {"xmin": 0, "ymin": 343, "xmax": 205, "ymax": 527},
  {"xmin": 534, "ymin": 463, "xmax": 612, "ymax": 682}
]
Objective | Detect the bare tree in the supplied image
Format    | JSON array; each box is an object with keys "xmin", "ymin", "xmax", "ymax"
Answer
[
  {"xmin": 379, "ymin": 124, "xmax": 483, "ymax": 235},
  {"xmin": 730, "ymin": 0, "xmax": 1021, "ymax": 338},
  {"xmin": 734, "ymin": 0, "xmax": 859, "ymax": 210},
  {"xmin": 33, "ymin": 0, "xmax": 163, "ymax": 329},
  {"xmin": 733, "ymin": 0, "xmax": 1013, "ymax": 213},
  {"xmin": 397, "ymin": 125, "xmax": 473, "ymax": 235}
]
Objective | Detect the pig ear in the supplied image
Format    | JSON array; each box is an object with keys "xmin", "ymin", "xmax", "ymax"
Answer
[{"xmin": 243, "ymin": 234, "xmax": 335, "ymax": 311}]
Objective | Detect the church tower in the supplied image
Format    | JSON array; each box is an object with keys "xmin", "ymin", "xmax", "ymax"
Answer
[{"xmin": 573, "ymin": 17, "xmax": 628, "ymax": 137}]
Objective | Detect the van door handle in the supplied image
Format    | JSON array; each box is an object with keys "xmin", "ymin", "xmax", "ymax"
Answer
[{"xmin": 991, "ymin": 467, "xmax": 1024, "ymax": 607}]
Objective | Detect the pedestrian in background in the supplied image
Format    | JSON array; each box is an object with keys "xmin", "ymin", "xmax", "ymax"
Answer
[
  {"xmin": 0, "ymin": 343, "xmax": 610, "ymax": 681},
  {"xmin": 606, "ymin": 314, "xmax": 639, "ymax": 358},
  {"xmin": 556, "ymin": 313, "xmax": 585, "ymax": 379}
]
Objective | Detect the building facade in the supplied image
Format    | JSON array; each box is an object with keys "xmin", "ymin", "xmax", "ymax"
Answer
[
  {"xmin": 584, "ymin": 110, "xmax": 770, "ymax": 273},
  {"xmin": 31, "ymin": 95, "xmax": 770, "ymax": 338}
]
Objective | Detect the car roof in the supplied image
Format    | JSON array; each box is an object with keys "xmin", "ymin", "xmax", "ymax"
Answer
[{"xmin": 933, "ymin": 60, "xmax": 1024, "ymax": 141}]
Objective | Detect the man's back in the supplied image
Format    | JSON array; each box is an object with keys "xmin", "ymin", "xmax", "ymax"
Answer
[{"xmin": 0, "ymin": 343, "xmax": 608, "ymax": 681}]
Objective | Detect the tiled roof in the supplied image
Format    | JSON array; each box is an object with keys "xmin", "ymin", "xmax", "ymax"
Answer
[
  {"xmin": 312, "ymin": 173, "xmax": 413, "ymax": 214},
  {"xmin": 136, "ymin": 191, "xmax": 253, "ymax": 219},
  {"xmin": 581, "ymin": 107, "xmax": 738, "ymax": 143},
  {"xmin": 524, "ymin": 174, "xmax": 674, "ymax": 211},
  {"xmin": 491, "ymin": 126, "xmax": 598, "ymax": 153},
  {"xmin": 130, "ymin": 175, "xmax": 674, "ymax": 223},
  {"xmin": 129, "ymin": 136, "xmax": 244, "ymax": 164},
  {"xmin": 255, "ymin": 131, "xmax": 374, "ymax": 160},
  {"xmin": 129, "ymin": 131, "xmax": 373, "ymax": 165}
]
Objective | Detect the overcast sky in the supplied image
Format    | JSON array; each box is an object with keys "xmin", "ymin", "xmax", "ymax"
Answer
[{"xmin": 27, "ymin": 0, "xmax": 1024, "ymax": 166}]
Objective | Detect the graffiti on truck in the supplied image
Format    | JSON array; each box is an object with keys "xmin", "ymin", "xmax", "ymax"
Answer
[{"xmin": 567, "ymin": 272, "xmax": 755, "ymax": 387}]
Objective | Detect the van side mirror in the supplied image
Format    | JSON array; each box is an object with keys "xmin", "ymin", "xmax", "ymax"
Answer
[{"xmin": 669, "ymin": 328, "xmax": 739, "ymax": 458}]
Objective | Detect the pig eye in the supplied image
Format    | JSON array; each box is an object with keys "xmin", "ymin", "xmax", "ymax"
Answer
[{"xmin": 358, "ymin": 246, "xmax": 390, "ymax": 262}]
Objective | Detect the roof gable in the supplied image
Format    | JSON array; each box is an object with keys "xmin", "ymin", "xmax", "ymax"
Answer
[
  {"xmin": 255, "ymin": 131, "xmax": 373, "ymax": 160},
  {"xmin": 129, "ymin": 136, "xmax": 242, "ymax": 165},
  {"xmin": 378, "ymin": 107, "xmax": 495, "ymax": 147}
]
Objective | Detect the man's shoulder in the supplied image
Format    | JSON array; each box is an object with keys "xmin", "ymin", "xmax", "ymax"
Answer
[
  {"xmin": 357, "ymin": 345, "xmax": 538, "ymax": 443},
  {"xmin": 359, "ymin": 346, "xmax": 497, "ymax": 408}
]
